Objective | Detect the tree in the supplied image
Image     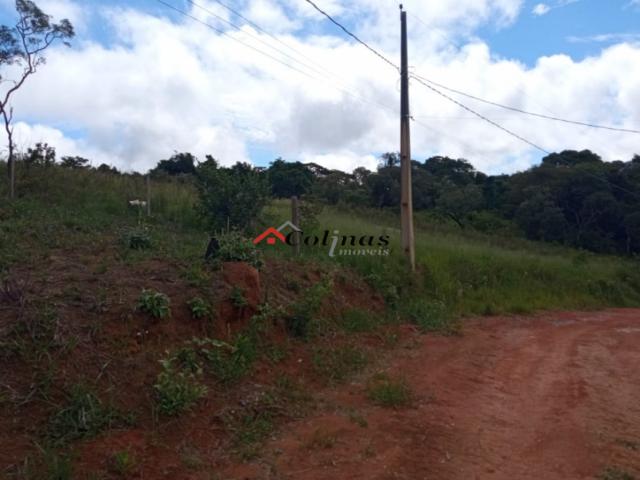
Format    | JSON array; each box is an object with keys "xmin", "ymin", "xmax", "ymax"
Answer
[
  {"xmin": 267, "ymin": 158, "xmax": 314, "ymax": 198},
  {"xmin": 24, "ymin": 141, "xmax": 55, "ymax": 166},
  {"xmin": 151, "ymin": 152, "xmax": 197, "ymax": 176},
  {"xmin": 195, "ymin": 158, "xmax": 268, "ymax": 232},
  {"xmin": 0, "ymin": 0, "xmax": 74, "ymax": 198},
  {"xmin": 60, "ymin": 155, "xmax": 89, "ymax": 169}
]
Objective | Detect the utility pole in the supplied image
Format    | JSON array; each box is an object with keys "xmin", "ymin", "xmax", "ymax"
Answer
[{"xmin": 400, "ymin": 5, "xmax": 416, "ymax": 271}]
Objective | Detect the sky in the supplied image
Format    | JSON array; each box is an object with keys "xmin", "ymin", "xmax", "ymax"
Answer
[{"xmin": 0, "ymin": 0, "xmax": 639, "ymax": 175}]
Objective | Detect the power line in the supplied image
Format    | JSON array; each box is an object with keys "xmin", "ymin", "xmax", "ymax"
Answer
[
  {"xmin": 411, "ymin": 75, "xmax": 550, "ymax": 154},
  {"xmin": 185, "ymin": 0, "xmax": 345, "ymax": 86},
  {"xmin": 412, "ymin": 73, "xmax": 640, "ymax": 134},
  {"xmin": 155, "ymin": 0, "xmax": 399, "ymax": 117},
  {"xmin": 302, "ymin": 0, "xmax": 400, "ymax": 71},
  {"xmin": 301, "ymin": 0, "xmax": 550, "ymax": 153},
  {"xmin": 199, "ymin": 0, "xmax": 346, "ymax": 84}
]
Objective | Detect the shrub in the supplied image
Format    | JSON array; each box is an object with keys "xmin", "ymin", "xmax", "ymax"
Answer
[
  {"xmin": 208, "ymin": 231, "xmax": 263, "ymax": 268},
  {"xmin": 187, "ymin": 297, "xmax": 210, "ymax": 319},
  {"xmin": 154, "ymin": 357, "xmax": 207, "ymax": 416},
  {"xmin": 137, "ymin": 289, "xmax": 171, "ymax": 319}
]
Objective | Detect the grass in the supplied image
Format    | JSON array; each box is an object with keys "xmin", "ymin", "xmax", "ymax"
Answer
[
  {"xmin": 366, "ymin": 373, "xmax": 412, "ymax": 408},
  {"xmin": 263, "ymin": 199, "xmax": 640, "ymax": 320},
  {"xmin": 312, "ymin": 344, "xmax": 369, "ymax": 384},
  {"xmin": 46, "ymin": 385, "xmax": 130, "ymax": 444}
]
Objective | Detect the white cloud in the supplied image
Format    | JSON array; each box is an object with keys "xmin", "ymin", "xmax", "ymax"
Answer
[
  {"xmin": 0, "ymin": 0, "xmax": 638, "ymax": 176},
  {"xmin": 532, "ymin": 0, "xmax": 578, "ymax": 16},
  {"xmin": 567, "ymin": 33, "xmax": 640, "ymax": 43},
  {"xmin": 532, "ymin": 3, "xmax": 551, "ymax": 15}
]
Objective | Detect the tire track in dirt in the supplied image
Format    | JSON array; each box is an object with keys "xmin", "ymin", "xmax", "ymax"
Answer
[{"xmin": 224, "ymin": 309, "xmax": 640, "ymax": 480}]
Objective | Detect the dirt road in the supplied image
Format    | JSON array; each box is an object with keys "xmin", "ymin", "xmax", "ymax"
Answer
[{"xmin": 227, "ymin": 309, "xmax": 640, "ymax": 480}]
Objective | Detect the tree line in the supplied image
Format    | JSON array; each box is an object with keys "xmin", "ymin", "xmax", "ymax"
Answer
[
  {"xmin": 4, "ymin": 144, "xmax": 640, "ymax": 255},
  {"xmin": 148, "ymin": 149, "xmax": 640, "ymax": 256}
]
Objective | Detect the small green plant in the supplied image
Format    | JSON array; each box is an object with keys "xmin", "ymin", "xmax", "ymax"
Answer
[
  {"xmin": 122, "ymin": 228, "xmax": 152, "ymax": 250},
  {"xmin": 137, "ymin": 289, "xmax": 171, "ymax": 319},
  {"xmin": 47, "ymin": 385, "xmax": 126, "ymax": 444},
  {"xmin": 312, "ymin": 344, "xmax": 368, "ymax": 384},
  {"xmin": 229, "ymin": 287, "xmax": 248, "ymax": 308},
  {"xmin": 194, "ymin": 336, "xmax": 256, "ymax": 384},
  {"xmin": 154, "ymin": 357, "xmax": 207, "ymax": 416},
  {"xmin": 108, "ymin": 450, "xmax": 137, "ymax": 477},
  {"xmin": 366, "ymin": 373, "xmax": 412, "ymax": 408},
  {"xmin": 187, "ymin": 297, "xmax": 210, "ymax": 319}
]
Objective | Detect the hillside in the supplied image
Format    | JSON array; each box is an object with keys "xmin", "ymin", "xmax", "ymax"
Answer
[{"xmin": 1, "ymin": 166, "xmax": 640, "ymax": 479}]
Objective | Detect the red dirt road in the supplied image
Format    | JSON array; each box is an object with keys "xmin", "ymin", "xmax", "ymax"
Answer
[{"xmin": 228, "ymin": 309, "xmax": 640, "ymax": 480}]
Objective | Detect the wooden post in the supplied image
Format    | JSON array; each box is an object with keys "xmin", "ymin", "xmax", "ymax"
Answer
[
  {"xmin": 291, "ymin": 196, "xmax": 301, "ymax": 256},
  {"xmin": 146, "ymin": 174, "xmax": 151, "ymax": 216},
  {"xmin": 400, "ymin": 6, "xmax": 416, "ymax": 271}
]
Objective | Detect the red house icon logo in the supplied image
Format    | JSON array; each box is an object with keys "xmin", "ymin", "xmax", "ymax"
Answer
[{"xmin": 253, "ymin": 227, "xmax": 286, "ymax": 245}]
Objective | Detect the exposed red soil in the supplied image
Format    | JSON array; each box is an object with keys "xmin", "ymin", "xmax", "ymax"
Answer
[
  {"xmin": 2, "ymin": 243, "xmax": 639, "ymax": 479},
  {"xmin": 221, "ymin": 309, "xmax": 640, "ymax": 480}
]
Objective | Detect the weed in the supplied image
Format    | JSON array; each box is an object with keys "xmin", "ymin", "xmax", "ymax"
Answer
[
  {"xmin": 122, "ymin": 227, "xmax": 152, "ymax": 250},
  {"xmin": 341, "ymin": 308, "xmax": 381, "ymax": 333},
  {"xmin": 401, "ymin": 298, "xmax": 459, "ymax": 335},
  {"xmin": 196, "ymin": 335, "xmax": 256, "ymax": 384},
  {"xmin": 305, "ymin": 428, "xmax": 337, "ymax": 449},
  {"xmin": 187, "ymin": 297, "xmax": 210, "ymax": 319},
  {"xmin": 312, "ymin": 345, "xmax": 368, "ymax": 384},
  {"xmin": 347, "ymin": 409, "xmax": 368, "ymax": 428},
  {"xmin": 154, "ymin": 357, "xmax": 207, "ymax": 416},
  {"xmin": 285, "ymin": 276, "xmax": 332, "ymax": 338},
  {"xmin": 598, "ymin": 467, "xmax": 636, "ymax": 480},
  {"xmin": 366, "ymin": 373, "xmax": 412, "ymax": 408},
  {"xmin": 137, "ymin": 289, "xmax": 171, "ymax": 319},
  {"xmin": 221, "ymin": 392, "xmax": 278, "ymax": 460},
  {"xmin": 108, "ymin": 450, "xmax": 137, "ymax": 477},
  {"xmin": 46, "ymin": 385, "xmax": 127, "ymax": 444},
  {"xmin": 229, "ymin": 287, "xmax": 248, "ymax": 309},
  {"xmin": 179, "ymin": 444, "xmax": 205, "ymax": 471}
]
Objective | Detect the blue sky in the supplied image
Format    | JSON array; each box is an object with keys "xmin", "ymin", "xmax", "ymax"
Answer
[
  {"xmin": 481, "ymin": 0, "xmax": 640, "ymax": 65},
  {"xmin": 0, "ymin": 0, "xmax": 638, "ymax": 174}
]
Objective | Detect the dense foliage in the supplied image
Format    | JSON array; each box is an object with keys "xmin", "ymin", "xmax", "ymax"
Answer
[{"xmin": 3, "ymin": 145, "xmax": 639, "ymax": 255}]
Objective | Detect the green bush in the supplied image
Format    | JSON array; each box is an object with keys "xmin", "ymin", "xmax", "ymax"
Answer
[
  {"xmin": 154, "ymin": 357, "xmax": 207, "ymax": 416},
  {"xmin": 187, "ymin": 297, "xmax": 210, "ymax": 319},
  {"xmin": 137, "ymin": 289, "xmax": 171, "ymax": 319},
  {"xmin": 209, "ymin": 231, "xmax": 263, "ymax": 268}
]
